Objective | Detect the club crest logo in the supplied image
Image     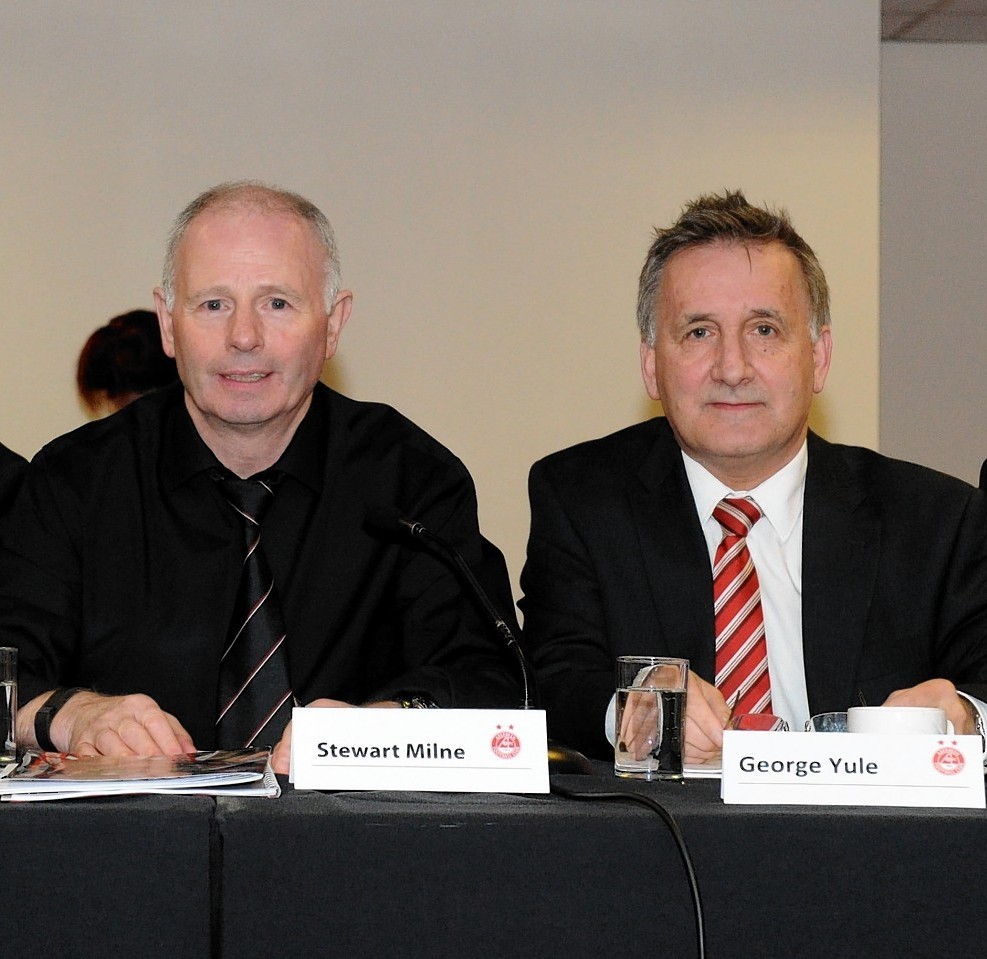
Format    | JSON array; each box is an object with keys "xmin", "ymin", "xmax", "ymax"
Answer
[
  {"xmin": 932, "ymin": 741, "xmax": 965, "ymax": 776},
  {"xmin": 491, "ymin": 724, "xmax": 521, "ymax": 760}
]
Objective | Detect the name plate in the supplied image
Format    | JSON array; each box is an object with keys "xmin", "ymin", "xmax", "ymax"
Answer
[
  {"xmin": 721, "ymin": 731, "xmax": 985, "ymax": 808},
  {"xmin": 290, "ymin": 707, "xmax": 549, "ymax": 793}
]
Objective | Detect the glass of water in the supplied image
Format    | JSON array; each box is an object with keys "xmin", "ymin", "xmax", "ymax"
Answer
[
  {"xmin": 614, "ymin": 656, "xmax": 688, "ymax": 780},
  {"xmin": 1, "ymin": 647, "xmax": 17, "ymax": 764}
]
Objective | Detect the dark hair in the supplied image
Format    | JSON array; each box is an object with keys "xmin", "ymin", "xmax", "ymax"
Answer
[
  {"xmin": 636, "ymin": 189, "xmax": 830, "ymax": 345},
  {"xmin": 77, "ymin": 309, "xmax": 178, "ymax": 413}
]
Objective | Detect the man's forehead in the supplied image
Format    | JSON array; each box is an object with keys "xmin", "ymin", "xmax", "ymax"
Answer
[
  {"xmin": 662, "ymin": 242, "xmax": 807, "ymax": 301},
  {"xmin": 175, "ymin": 205, "xmax": 320, "ymax": 268},
  {"xmin": 666, "ymin": 239, "xmax": 796, "ymax": 271},
  {"xmin": 183, "ymin": 201, "xmax": 306, "ymax": 239}
]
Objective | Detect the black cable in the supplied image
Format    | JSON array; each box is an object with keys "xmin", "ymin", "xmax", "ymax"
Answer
[{"xmin": 550, "ymin": 782, "xmax": 706, "ymax": 959}]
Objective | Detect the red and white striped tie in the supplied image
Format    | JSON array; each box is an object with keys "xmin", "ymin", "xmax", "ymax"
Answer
[{"xmin": 713, "ymin": 497, "xmax": 771, "ymax": 715}]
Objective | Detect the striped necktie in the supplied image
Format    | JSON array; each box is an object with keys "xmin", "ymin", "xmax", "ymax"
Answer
[
  {"xmin": 712, "ymin": 497, "xmax": 771, "ymax": 715},
  {"xmin": 213, "ymin": 470, "xmax": 292, "ymax": 747}
]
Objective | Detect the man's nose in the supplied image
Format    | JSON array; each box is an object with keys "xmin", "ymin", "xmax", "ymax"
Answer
[
  {"xmin": 712, "ymin": 333, "xmax": 753, "ymax": 385},
  {"xmin": 227, "ymin": 306, "xmax": 263, "ymax": 351}
]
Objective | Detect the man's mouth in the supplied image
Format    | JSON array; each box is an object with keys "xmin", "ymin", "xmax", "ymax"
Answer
[{"xmin": 222, "ymin": 372, "xmax": 269, "ymax": 383}]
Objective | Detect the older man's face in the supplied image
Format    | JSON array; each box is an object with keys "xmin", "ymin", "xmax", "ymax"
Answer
[
  {"xmin": 155, "ymin": 205, "xmax": 349, "ymax": 449},
  {"xmin": 640, "ymin": 241, "xmax": 831, "ymax": 489}
]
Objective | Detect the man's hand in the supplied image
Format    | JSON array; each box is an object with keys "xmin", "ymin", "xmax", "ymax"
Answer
[
  {"xmin": 684, "ymin": 671, "xmax": 730, "ymax": 765},
  {"xmin": 270, "ymin": 698, "xmax": 402, "ymax": 774},
  {"xmin": 883, "ymin": 678, "xmax": 978, "ymax": 734},
  {"xmin": 18, "ymin": 690, "xmax": 195, "ymax": 756},
  {"xmin": 617, "ymin": 688, "xmax": 660, "ymax": 760},
  {"xmin": 618, "ymin": 670, "xmax": 728, "ymax": 765}
]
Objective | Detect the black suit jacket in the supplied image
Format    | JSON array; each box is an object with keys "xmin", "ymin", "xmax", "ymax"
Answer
[
  {"xmin": 520, "ymin": 418, "xmax": 987, "ymax": 758},
  {"xmin": 0, "ymin": 384, "xmax": 521, "ymax": 747}
]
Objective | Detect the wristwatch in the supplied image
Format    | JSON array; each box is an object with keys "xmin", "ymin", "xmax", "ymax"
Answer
[
  {"xmin": 34, "ymin": 687, "xmax": 86, "ymax": 752},
  {"xmin": 973, "ymin": 708, "xmax": 986, "ymax": 747},
  {"xmin": 398, "ymin": 694, "xmax": 439, "ymax": 709}
]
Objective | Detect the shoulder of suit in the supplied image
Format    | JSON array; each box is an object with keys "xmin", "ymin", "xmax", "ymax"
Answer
[
  {"xmin": 809, "ymin": 433, "xmax": 977, "ymax": 500},
  {"xmin": 531, "ymin": 418, "xmax": 669, "ymax": 480}
]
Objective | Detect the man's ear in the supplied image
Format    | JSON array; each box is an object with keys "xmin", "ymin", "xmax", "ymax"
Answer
[
  {"xmin": 812, "ymin": 326, "xmax": 833, "ymax": 395},
  {"xmin": 325, "ymin": 291, "xmax": 353, "ymax": 360},
  {"xmin": 640, "ymin": 340, "xmax": 661, "ymax": 401},
  {"xmin": 153, "ymin": 288, "xmax": 177, "ymax": 359}
]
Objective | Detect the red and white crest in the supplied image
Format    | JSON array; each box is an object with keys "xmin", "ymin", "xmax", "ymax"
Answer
[
  {"xmin": 932, "ymin": 741, "xmax": 965, "ymax": 776},
  {"xmin": 491, "ymin": 724, "xmax": 521, "ymax": 760}
]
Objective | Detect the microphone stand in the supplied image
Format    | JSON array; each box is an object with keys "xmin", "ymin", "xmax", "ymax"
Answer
[
  {"xmin": 376, "ymin": 509, "xmax": 596, "ymax": 775},
  {"xmin": 397, "ymin": 517, "xmax": 535, "ymax": 711}
]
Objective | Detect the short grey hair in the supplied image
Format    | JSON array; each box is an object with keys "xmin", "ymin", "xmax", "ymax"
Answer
[
  {"xmin": 161, "ymin": 180, "xmax": 341, "ymax": 312},
  {"xmin": 636, "ymin": 189, "xmax": 830, "ymax": 346}
]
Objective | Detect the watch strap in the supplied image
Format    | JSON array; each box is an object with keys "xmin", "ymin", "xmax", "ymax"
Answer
[{"xmin": 34, "ymin": 687, "xmax": 86, "ymax": 752}]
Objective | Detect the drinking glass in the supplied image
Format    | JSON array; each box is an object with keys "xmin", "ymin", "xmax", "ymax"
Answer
[
  {"xmin": 614, "ymin": 656, "xmax": 688, "ymax": 780},
  {"xmin": 1, "ymin": 647, "xmax": 17, "ymax": 764}
]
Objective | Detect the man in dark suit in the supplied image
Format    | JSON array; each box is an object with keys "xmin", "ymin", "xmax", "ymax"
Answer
[
  {"xmin": 0, "ymin": 442, "xmax": 26, "ymax": 518},
  {"xmin": 1, "ymin": 181, "xmax": 520, "ymax": 772},
  {"xmin": 520, "ymin": 190, "xmax": 987, "ymax": 763}
]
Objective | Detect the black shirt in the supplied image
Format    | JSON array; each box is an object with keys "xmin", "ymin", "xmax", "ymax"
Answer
[{"xmin": 0, "ymin": 383, "xmax": 522, "ymax": 747}]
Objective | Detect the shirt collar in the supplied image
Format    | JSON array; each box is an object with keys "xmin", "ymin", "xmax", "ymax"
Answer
[
  {"xmin": 681, "ymin": 441, "xmax": 807, "ymax": 543},
  {"xmin": 161, "ymin": 385, "xmax": 327, "ymax": 494}
]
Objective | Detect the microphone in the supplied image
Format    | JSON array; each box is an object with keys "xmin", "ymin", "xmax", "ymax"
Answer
[
  {"xmin": 369, "ymin": 506, "xmax": 596, "ymax": 775},
  {"xmin": 368, "ymin": 506, "xmax": 534, "ymax": 710}
]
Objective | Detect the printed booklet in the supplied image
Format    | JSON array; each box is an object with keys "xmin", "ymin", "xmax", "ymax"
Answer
[{"xmin": 0, "ymin": 748, "xmax": 280, "ymax": 801}]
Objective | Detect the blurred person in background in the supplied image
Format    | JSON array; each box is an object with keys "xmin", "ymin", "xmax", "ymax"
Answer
[{"xmin": 77, "ymin": 309, "xmax": 179, "ymax": 416}]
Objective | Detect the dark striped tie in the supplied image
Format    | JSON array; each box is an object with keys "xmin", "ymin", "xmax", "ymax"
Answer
[{"xmin": 213, "ymin": 470, "xmax": 292, "ymax": 747}]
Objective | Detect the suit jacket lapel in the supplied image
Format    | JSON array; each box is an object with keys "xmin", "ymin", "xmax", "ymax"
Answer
[
  {"xmin": 802, "ymin": 433, "xmax": 881, "ymax": 714},
  {"xmin": 628, "ymin": 420, "xmax": 717, "ymax": 681}
]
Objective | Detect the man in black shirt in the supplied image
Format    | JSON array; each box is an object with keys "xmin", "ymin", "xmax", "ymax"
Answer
[{"xmin": 2, "ymin": 181, "xmax": 520, "ymax": 771}]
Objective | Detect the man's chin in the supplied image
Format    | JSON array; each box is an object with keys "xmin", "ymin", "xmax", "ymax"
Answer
[{"xmin": 194, "ymin": 403, "xmax": 281, "ymax": 433}]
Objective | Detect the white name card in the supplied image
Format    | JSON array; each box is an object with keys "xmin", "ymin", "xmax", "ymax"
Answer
[
  {"xmin": 721, "ymin": 730, "xmax": 985, "ymax": 808},
  {"xmin": 290, "ymin": 707, "xmax": 549, "ymax": 794}
]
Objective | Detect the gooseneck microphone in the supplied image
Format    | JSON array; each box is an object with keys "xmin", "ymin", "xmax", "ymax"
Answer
[{"xmin": 368, "ymin": 506, "xmax": 534, "ymax": 711}]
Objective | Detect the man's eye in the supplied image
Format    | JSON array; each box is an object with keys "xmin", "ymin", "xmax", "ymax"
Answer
[
  {"xmin": 755, "ymin": 324, "xmax": 776, "ymax": 336},
  {"xmin": 686, "ymin": 328, "xmax": 709, "ymax": 339},
  {"xmin": 270, "ymin": 298, "xmax": 287, "ymax": 310},
  {"xmin": 205, "ymin": 300, "xmax": 223, "ymax": 311}
]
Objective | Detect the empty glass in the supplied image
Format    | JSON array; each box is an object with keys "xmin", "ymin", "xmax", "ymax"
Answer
[{"xmin": 804, "ymin": 711, "xmax": 848, "ymax": 733}]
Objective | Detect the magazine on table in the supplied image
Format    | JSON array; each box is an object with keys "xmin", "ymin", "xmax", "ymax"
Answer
[{"xmin": 0, "ymin": 748, "xmax": 280, "ymax": 801}]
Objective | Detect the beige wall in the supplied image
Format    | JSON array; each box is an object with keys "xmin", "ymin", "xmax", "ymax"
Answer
[
  {"xmin": 0, "ymin": 1, "xmax": 880, "ymax": 598},
  {"xmin": 881, "ymin": 43, "xmax": 987, "ymax": 487}
]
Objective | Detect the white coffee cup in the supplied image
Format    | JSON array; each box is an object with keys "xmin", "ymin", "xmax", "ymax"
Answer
[{"xmin": 846, "ymin": 706, "xmax": 954, "ymax": 735}]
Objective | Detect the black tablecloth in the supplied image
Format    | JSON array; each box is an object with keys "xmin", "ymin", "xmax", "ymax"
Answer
[
  {"xmin": 1, "ymin": 794, "xmax": 214, "ymax": 958},
  {"xmin": 215, "ymin": 767, "xmax": 987, "ymax": 959},
  {"xmin": 5, "ymin": 766, "xmax": 985, "ymax": 959}
]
